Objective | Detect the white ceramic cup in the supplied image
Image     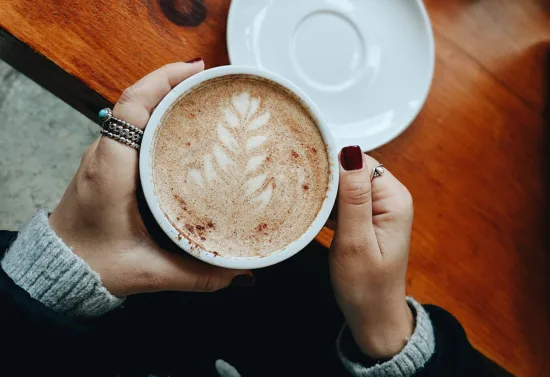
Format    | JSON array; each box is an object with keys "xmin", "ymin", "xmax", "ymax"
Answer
[{"xmin": 139, "ymin": 65, "xmax": 339, "ymax": 269}]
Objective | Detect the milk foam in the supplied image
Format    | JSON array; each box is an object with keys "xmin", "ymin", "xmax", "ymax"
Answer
[{"xmin": 152, "ymin": 76, "xmax": 329, "ymax": 258}]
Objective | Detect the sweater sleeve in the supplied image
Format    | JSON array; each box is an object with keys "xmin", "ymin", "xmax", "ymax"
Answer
[
  {"xmin": 337, "ymin": 297, "xmax": 435, "ymax": 377},
  {"xmin": 0, "ymin": 209, "xmax": 124, "ymax": 317}
]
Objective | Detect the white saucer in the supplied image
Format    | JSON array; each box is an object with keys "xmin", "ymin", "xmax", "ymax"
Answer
[{"xmin": 227, "ymin": 0, "xmax": 435, "ymax": 151}]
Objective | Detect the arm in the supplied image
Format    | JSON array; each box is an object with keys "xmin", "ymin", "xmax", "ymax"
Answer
[
  {"xmin": 0, "ymin": 224, "xmax": 104, "ymax": 374},
  {"xmin": 337, "ymin": 298, "xmax": 433, "ymax": 376},
  {"xmin": 2, "ymin": 62, "xmax": 247, "ymax": 314},
  {"xmin": 331, "ymin": 148, "xmax": 494, "ymax": 376},
  {"xmin": 337, "ymin": 300, "xmax": 493, "ymax": 377},
  {"xmin": 0, "ymin": 62, "xmax": 253, "ymax": 375},
  {"xmin": 1, "ymin": 210, "xmax": 123, "ymax": 317}
]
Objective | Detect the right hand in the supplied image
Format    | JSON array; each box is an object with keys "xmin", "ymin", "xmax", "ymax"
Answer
[
  {"xmin": 50, "ymin": 62, "xmax": 254, "ymax": 297},
  {"xmin": 329, "ymin": 147, "xmax": 414, "ymax": 359}
]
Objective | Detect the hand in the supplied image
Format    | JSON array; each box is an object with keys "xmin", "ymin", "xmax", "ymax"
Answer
[
  {"xmin": 50, "ymin": 62, "xmax": 252, "ymax": 297},
  {"xmin": 330, "ymin": 146, "xmax": 414, "ymax": 359}
]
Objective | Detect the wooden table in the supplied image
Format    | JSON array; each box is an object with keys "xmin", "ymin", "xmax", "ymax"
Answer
[{"xmin": 1, "ymin": 1, "xmax": 549, "ymax": 375}]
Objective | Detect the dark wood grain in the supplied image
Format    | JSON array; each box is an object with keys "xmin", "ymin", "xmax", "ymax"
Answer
[
  {"xmin": 0, "ymin": 0, "xmax": 231, "ymax": 108},
  {"xmin": 1, "ymin": 0, "xmax": 549, "ymax": 375},
  {"xmin": 157, "ymin": 0, "xmax": 206, "ymax": 27}
]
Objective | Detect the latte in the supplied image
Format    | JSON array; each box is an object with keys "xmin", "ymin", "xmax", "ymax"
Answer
[{"xmin": 152, "ymin": 75, "xmax": 329, "ymax": 258}]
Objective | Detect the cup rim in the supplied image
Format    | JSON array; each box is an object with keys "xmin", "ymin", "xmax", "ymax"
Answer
[{"xmin": 139, "ymin": 65, "xmax": 339, "ymax": 269}]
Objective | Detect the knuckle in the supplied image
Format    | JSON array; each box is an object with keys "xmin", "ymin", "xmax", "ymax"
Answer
[
  {"xmin": 191, "ymin": 273, "xmax": 218, "ymax": 293},
  {"xmin": 119, "ymin": 86, "xmax": 139, "ymax": 105},
  {"xmin": 200, "ymin": 274, "xmax": 220, "ymax": 292},
  {"xmin": 341, "ymin": 178, "xmax": 372, "ymax": 205},
  {"xmin": 159, "ymin": 63, "xmax": 174, "ymax": 74},
  {"xmin": 81, "ymin": 156, "xmax": 101, "ymax": 183},
  {"xmin": 389, "ymin": 184, "xmax": 414, "ymax": 220},
  {"xmin": 76, "ymin": 157, "xmax": 107, "ymax": 199}
]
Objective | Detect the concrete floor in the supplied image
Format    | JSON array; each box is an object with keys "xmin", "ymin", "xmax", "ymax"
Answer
[{"xmin": 0, "ymin": 60, "xmax": 97, "ymax": 230}]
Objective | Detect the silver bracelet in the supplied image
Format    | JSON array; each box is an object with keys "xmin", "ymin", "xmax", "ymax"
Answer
[{"xmin": 98, "ymin": 108, "xmax": 143, "ymax": 150}]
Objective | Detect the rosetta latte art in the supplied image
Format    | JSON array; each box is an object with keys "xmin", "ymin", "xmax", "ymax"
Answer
[
  {"xmin": 185, "ymin": 92, "xmax": 304, "ymax": 216},
  {"xmin": 152, "ymin": 77, "xmax": 329, "ymax": 258}
]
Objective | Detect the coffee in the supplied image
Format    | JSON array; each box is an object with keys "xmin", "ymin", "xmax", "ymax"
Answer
[{"xmin": 152, "ymin": 75, "xmax": 329, "ymax": 258}]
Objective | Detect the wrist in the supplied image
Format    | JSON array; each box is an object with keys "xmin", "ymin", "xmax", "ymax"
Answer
[
  {"xmin": 2, "ymin": 210, "xmax": 124, "ymax": 316},
  {"xmin": 337, "ymin": 298, "xmax": 436, "ymax": 376},
  {"xmin": 351, "ymin": 300, "xmax": 414, "ymax": 359}
]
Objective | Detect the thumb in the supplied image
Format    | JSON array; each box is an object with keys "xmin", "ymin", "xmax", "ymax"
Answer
[
  {"xmin": 150, "ymin": 250, "xmax": 254, "ymax": 293},
  {"xmin": 333, "ymin": 146, "xmax": 379, "ymax": 255},
  {"xmin": 187, "ymin": 262, "xmax": 255, "ymax": 292}
]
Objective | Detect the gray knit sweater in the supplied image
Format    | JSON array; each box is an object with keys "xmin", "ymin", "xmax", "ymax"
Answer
[{"xmin": 1, "ymin": 210, "xmax": 435, "ymax": 377}]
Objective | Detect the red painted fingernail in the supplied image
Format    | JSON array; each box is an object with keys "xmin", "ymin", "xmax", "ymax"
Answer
[
  {"xmin": 340, "ymin": 146, "xmax": 363, "ymax": 171},
  {"xmin": 185, "ymin": 57, "xmax": 202, "ymax": 64}
]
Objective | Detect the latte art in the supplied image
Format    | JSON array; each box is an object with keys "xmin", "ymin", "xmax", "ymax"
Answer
[
  {"xmin": 188, "ymin": 91, "xmax": 276, "ymax": 214},
  {"xmin": 152, "ymin": 76, "xmax": 329, "ymax": 258}
]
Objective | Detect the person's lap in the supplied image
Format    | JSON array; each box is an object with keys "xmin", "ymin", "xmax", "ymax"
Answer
[
  {"xmin": 80, "ymin": 192, "xmax": 345, "ymax": 375},
  {"xmin": 94, "ymin": 241, "xmax": 346, "ymax": 376}
]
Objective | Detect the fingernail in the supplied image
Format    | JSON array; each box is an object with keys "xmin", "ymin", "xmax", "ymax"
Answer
[
  {"xmin": 185, "ymin": 57, "xmax": 202, "ymax": 64},
  {"xmin": 340, "ymin": 146, "xmax": 363, "ymax": 171},
  {"xmin": 230, "ymin": 274, "xmax": 255, "ymax": 288}
]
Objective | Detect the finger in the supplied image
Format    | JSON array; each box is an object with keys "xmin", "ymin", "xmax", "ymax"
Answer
[
  {"xmin": 96, "ymin": 61, "xmax": 204, "ymax": 166},
  {"xmin": 333, "ymin": 146, "xmax": 380, "ymax": 256},
  {"xmin": 80, "ymin": 137, "xmax": 101, "ymax": 165},
  {"xmin": 113, "ymin": 61, "xmax": 205, "ymax": 129},
  {"xmin": 150, "ymin": 250, "xmax": 254, "ymax": 293},
  {"xmin": 365, "ymin": 155, "xmax": 413, "ymax": 221},
  {"xmin": 364, "ymin": 155, "xmax": 414, "ymax": 254}
]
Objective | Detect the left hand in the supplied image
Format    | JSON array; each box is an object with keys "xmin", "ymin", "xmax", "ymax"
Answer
[
  {"xmin": 330, "ymin": 146, "xmax": 414, "ymax": 359},
  {"xmin": 50, "ymin": 62, "xmax": 252, "ymax": 297}
]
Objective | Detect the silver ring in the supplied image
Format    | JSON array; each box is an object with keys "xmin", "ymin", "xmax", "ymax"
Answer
[
  {"xmin": 98, "ymin": 108, "xmax": 143, "ymax": 150},
  {"xmin": 371, "ymin": 164, "xmax": 385, "ymax": 181}
]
